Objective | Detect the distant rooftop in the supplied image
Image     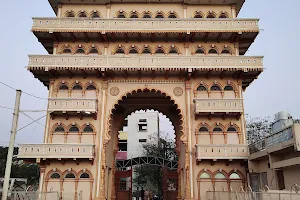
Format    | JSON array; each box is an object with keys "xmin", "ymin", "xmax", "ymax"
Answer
[{"xmin": 48, "ymin": 0, "xmax": 245, "ymax": 15}]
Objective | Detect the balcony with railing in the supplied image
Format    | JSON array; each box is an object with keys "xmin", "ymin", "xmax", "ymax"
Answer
[
  {"xmin": 32, "ymin": 18, "xmax": 259, "ymax": 33},
  {"xmin": 48, "ymin": 98, "xmax": 98, "ymax": 114},
  {"xmin": 195, "ymin": 144, "xmax": 249, "ymax": 161},
  {"xmin": 18, "ymin": 144, "xmax": 95, "ymax": 162},
  {"xmin": 28, "ymin": 55, "xmax": 263, "ymax": 70},
  {"xmin": 249, "ymin": 123, "xmax": 300, "ymax": 161},
  {"xmin": 194, "ymin": 98, "xmax": 243, "ymax": 115}
]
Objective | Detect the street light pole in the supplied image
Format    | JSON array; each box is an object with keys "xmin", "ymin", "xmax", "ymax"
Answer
[{"xmin": 1, "ymin": 90, "xmax": 22, "ymax": 200}]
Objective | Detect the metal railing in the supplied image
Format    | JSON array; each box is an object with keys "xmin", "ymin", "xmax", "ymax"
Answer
[
  {"xmin": 0, "ymin": 191, "xmax": 59, "ymax": 200},
  {"xmin": 249, "ymin": 140, "xmax": 266, "ymax": 154},
  {"xmin": 207, "ymin": 191, "xmax": 300, "ymax": 200}
]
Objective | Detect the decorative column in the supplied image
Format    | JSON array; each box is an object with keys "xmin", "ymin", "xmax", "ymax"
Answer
[
  {"xmin": 99, "ymin": 143, "xmax": 107, "ymax": 199},
  {"xmin": 185, "ymin": 149, "xmax": 191, "ymax": 199},
  {"xmin": 38, "ymin": 166, "xmax": 46, "ymax": 200},
  {"xmin": 177, "ymin": 163, "xmax": 181, "ymax": 200},
  {"xmin": 75, "ymin": 180, "xmax": 79, "ymax": 200},
  {"xmin": 53, "ymin": 42, "xmax": 58, "ymax": 55},
  {"xmin": 57, "ymin": 4, "xmax": 62, "ymax": 17},
  {"xmin": 185, "ymin": 81, "xmax": 194, "ymax": 199},
  {"xmin": 96, "ymin": 81, "xmax": 108, "ymax": 199},
  {"xmin": 234, "ymin": 42, "xmax": 239, "ymax": 56},
  {"xmin": 231, "ymin": 4, "xmax": 237, "ymax": 18},
  {"xmin": 183, "ymin": 4, "xmax": 188, "ymax": 19},
  {"xmin": 184, "ymin": 43, "xmax": 189, "ymax": 56},
  {"xmin": 106, "ymin": 4, "xmax": 111, "ymax": 18},
  {"xmin": 238, "ymin": 80, "xmax": 247, "ymax": 144},
  {"xmin": 45, "ymin": 79, "xmax": 55, "ymax": 143},
  {"xmin": 104, "ymin": 43, "xmax": 109, "ymax": 56}
]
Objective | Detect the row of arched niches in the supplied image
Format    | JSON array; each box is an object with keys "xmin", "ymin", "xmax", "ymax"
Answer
[
  {"xmin": 64, "ymin": 10, "xmax": 231, "ymax": 19},
  {"xmin": 45, "ymin": 168, "xmax": 245, "ymax": 199},
  {"xmin": 59, "ymin": 44, "xmax": 235, "ymax": 56},
  {"xmin": 53, "ymin": 80, "xmax": 239, "ymax": 99}
]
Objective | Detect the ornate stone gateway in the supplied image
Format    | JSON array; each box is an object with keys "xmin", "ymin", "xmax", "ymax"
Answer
[{"xmin": 18, "ymin": 0, "xmax": 263, "ymax": 199}]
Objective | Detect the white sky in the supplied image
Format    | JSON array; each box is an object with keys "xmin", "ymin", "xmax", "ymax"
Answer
[{"xmin": 0, "ymin": 0, "xmax": 300, "ymax": 146}]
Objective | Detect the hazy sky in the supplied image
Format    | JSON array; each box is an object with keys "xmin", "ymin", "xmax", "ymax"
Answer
[{"xmin": 0, "ymin": 0, "xmax": 299, "ymax": 146}]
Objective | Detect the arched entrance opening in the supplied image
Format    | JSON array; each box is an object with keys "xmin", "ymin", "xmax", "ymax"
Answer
[{"xmin": 105, "ymin": 88, "xmax": 186, "ymax": 200}]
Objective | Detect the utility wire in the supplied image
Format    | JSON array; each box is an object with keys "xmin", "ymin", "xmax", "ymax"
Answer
[
  {"xmin": 0, "ymin": 81, "xmax": 47, "ymax": 100},
  {"xmin": 0, "ymin": 105, "xmax": 46, "ymax": 112},
  {"xmin": 17, "ymin": 115, "xmax": 46, "ymax": 132}
]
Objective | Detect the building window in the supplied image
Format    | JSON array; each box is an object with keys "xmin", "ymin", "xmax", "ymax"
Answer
[
  {"xmin": 118, "ymin": 140, "xmax": 127, "ymax": 151},
  {"xmin": 138, "ymin": 119, "xmax": 147, "ymax": 131},
  {"xmin": 139, "ymin": 139, "xmax": 147, "ymax": 143},
  {"xmin": 65, "ymin": 172, "xmax": 76, "ymax": 179},
  {"xmin": 50, "ymin": 173, "xmax": 60, "ymax": 179},
  {"xmin": 80, "ymin": 173, "xmax": 90, "ymax": 179}
]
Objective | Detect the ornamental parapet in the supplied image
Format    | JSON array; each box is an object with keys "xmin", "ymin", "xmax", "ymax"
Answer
[
  {"xmin": 195, "ymin": 144, "xmax": 248, "ymax": 161},
  {"xmin": 18, "ymin": 144, "xmax": 95, "ymax": 162},
  {"xmin": 28, "ymin": 55, "xmax": 263, "ymax": 71},
  {"xmin": 48, "ymin": 98, "xmax": 98, "ymax": 114},
  {"xmin": 194, "ymin": 98, "xmax": 243, "ymax": 114},
  {"xmin": 32, "ymin": 18, "xmax": 259, "ymax": 33}
]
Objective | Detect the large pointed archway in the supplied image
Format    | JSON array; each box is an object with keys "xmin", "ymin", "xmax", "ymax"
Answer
[{"xmin": 104, "ymin": 88, "xmax": 187, "ymax": 200}]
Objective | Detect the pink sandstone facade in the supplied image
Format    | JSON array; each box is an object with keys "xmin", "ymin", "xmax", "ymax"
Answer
[{"xmin": 18, "ymin": 0, "xmax": 264, "ymax": 199}]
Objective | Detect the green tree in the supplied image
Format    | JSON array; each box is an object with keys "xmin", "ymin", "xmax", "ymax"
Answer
[
  {"xmin": 133, "ymin": 133, "xmax": 177, "ymax": 195},
  {"xmin": 246, "ymin": 115, "xmax": 272, "ymax": 144},
  {"xmin": 0, "ymin": 146, "xmax": 40, "ymax": 187}
]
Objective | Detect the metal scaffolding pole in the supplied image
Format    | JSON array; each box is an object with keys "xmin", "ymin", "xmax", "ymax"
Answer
[{"xmin": 1, "ymin": 90, "xmax": 21, "ymax": 200}]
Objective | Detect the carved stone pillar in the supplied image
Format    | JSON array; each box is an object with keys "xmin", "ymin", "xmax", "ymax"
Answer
[
  {"xmin": 75, "ymin": 180, "xmax": 79, "ymax": 200},
  {"xmin": 38, "ymin": 165, "xmax": 46, "ymax": 200},
  {"xmin": 99, "ymin": 143, "xmax": 107, "ymax": 199},
  {"xmin": 231, "ymin": 4, "xmax": 237, "ymax": 18},
  {"xmin": 177, "ymin": 164, "xmax": 181, "ymax": 199}
]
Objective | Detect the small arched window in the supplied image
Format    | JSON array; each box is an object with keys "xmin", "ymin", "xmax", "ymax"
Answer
[
  {"xmin": 215, "ymin": 172, "xmax": 226, "ymax": 179},
  {"xmin": 194, "ymin": 13, "xmax": 203, "ymax": 18},
  {"xmin": 219, "ymin": 13, "xmax": 228, "ymax": 18},
  {"xmin": 224, "ymin": 85, "xmax": 234, "ymax": 91},
  {"xmin": 54, "ymin": 125, "xmax": 65, "ymax": 132},
  {"xmin": 155, "ymin": 47, "xmax": 165, "ymax": 54},
  {"xmin": 128, "ymin": 48, "xmax": 139, "ymax": 54},
  {"xmin": 155, "ymin": 13, "xmax": 164, "ymax": 18},
  {"xmin": 207, "ymin": 13, "xmax": 216, "ymax": 18},
  {"xmin": 130, "ymin": 12, "xmax": 139, "ymax": 18},
  {"xmin": 59, "ymin": 84, "xmax": 68, "ymax": 90},
  {"xmin": 210, "ymin": 85, "xmax": 221, "ymax": 91},
  {"xmin": 208, "ymin": 49, "xmax": 218, "ymax": 54},
  {"xmin": 91, "ymin": 11, "xmax": 100, "ymax": 18},
  {"xmin": 142, "ymin": 47, "xmax": 152, "ymax": 54},
  {"xmin": 213, "ymin": 127, "xmax": 223, "ymax": 132},
  {"xmin": 86, "ymin": 84, "xmax": 96, "ymax": 90},
  {"xmin": 72, "ymin": 84, "xmax": 82, "ymax": 90},
  {"xmin": 69, "ymin": 125, "xmax": 79, "ymax": 132},
  {"xmin": 89, "ymin": 47, "xmax": 99, "ymax": 54},
  {"xmin": 195, "ymin": 48, "xmax": 205, "ymax": 54},
  {"xmin": 200, "ymin": 172, "xmax": 211, "ymax": 179},
  {"xmin": 117, "ymin": 11, "xmax": 126, "ymax": 18},
  {"xmin": 221, "ymin": 49, "xmax": 231, "ymax": 54},
  {"xmin": 62, "ymin": 48, "xmax": 72, "ymax": 54},
  {"xmin": 76, "ymin": 47, "xmax": 85, "ymax": 54},
  {"xmin": 143, "ymin": 13, "xmax": 152, "ymax": 18},
  {"xmin": 227, "ymin": 126, "xmax": 237, "ymax": 132},
  {"xmin": 80, "ymin": 173, "xmax": 90, "ymax": 179},
  {"xmin": 65, "ymin": 11, "xmax": 75, "ymax": 17},
  {"xmin": 83, "ymin": 125, "xmax": 94, "ymax": 132},
  {"xmin": 115, "ymin": 47, "xmax": 125, "ymax": 54},
  {"xmin": 197, "ymin": 85, "xmax": 207, "ymax": 91},
  {"xmin": 78, "ymin": 11, "xmax": 87, "ymax": 18},
  {"xmin": 229, "ymin": 172, "xmax": 241, "ymax": 179},
  {"xmin": 65, "ymin": 172, "xmax": 76, "ymax": 179},
  {"xmin": 169, "ymin": 47, "xmax": 178, "ymax": 54},
  {"xmin": 199, "ymin": 127, "xmax": 209, "ymax": 132},
  {"xmin": 168, "ymin": 12, "xmax": 177, "ymax": 18},
  {"xmin": 50, "ymin": 173, "xmax": 61, "ymax": 179}
]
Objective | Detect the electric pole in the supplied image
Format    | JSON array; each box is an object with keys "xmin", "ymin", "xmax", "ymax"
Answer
[{"xmin": 1, "ymin": 90, "xmax": 21, "ymax": 200}]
